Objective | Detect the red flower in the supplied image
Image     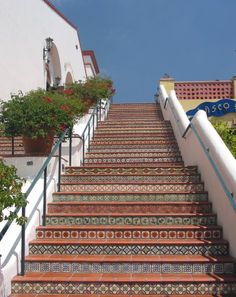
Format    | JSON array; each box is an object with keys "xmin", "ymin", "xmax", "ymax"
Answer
[
  {"xmin": 60, "ymin": 104, "xmax": 70, "ymax": 112},
  {"xmin": 60, "ymin": 124, "xmax": 66, "ymax": 131},
  {"xmin": 44, "ymin": 96, "xmax": 53, "ymax": 103},
  {"xmin": 63, "ymin": 89, "xmax": 73, "ymax": 95}
]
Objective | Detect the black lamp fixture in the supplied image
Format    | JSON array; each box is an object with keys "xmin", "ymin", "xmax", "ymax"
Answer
[{"xmin": 43, "ymin": 37, "xmax": 53, "ymax": 63}]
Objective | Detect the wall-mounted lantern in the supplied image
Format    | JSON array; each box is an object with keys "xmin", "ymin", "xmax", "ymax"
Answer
[{"xmin": 43, "ymin": 37, "xmax": 53, "ymax": 63}]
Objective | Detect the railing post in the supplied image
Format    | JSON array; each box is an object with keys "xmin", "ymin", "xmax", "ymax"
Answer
[
  {"xmin": 20, "ymin": 204, "xmax": 26, "ymax": 276},
  {"xmin": 99, "ymin": 99, "xmax": 102, "ymax": 122},
  {"xmin": 69, "ymin": 127, "xmax": 72, "ymax": 166},
  {"xmin": 88, "ymin": 122, "xmax": 91, "ymax": 152},
  {"xmin": 42, "ymin": 166, "xmax": 47, "ymax": 226},
  {"xmin": 96, "ymin": 104, "xmax": 99, "ymax": 127},
  {"xmin": 57, "ymin": 142, "xmax": 62, "ymax": 192},
  {"xmin": 11, "ymin": 136, "xmax": 15, "ymax": 156},
  {"xmin": 92, "ymin": 112, "xmax": 95, "ymax": 139},
  {"xmin": 82, "ymin": 135, "xmax": 85, "ymax": 165}
]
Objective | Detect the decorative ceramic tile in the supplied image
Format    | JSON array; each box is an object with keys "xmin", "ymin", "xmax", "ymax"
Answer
[
  {"xmin": 12, "ymin": 281, "xmax": 236, "ymax": 295},
  {"xmin": 29, "ymin": 242, "xmax": 229, "ymax": 256},
  {"xmin": 53, "ymin": 192, "xmax": 208, "ymax": 202},
  {"xmin": 36, "ymin": 227, "xmax": 222, "ymax": 240},
  {"xmin": 60, "ymin": 182, "xmax": 204, "ymax": 193},
  {"xmin": 46, "ymin": 214, "xmax": 216, "ymax": 226}
]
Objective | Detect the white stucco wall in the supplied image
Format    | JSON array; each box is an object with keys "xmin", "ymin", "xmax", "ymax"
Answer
[
  {"xmin": 0, "ymin": 0, "xmax": 86, "ymax": 101},
  {"xmin": 83, "ymin": 55, "xmax": 96, "ymax": 77},
  {"xmin": 159, "ymin": 85, "xmax": 236, "ymax": 257}
]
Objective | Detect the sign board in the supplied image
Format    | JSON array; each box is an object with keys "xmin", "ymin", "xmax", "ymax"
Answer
[{"xmin": 186, "ymin": 99, "xmax": 236, "ymax": 118}]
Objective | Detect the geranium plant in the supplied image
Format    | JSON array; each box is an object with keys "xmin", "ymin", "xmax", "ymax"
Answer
[
  {"xmin": 0, "ymin": 89, "xmax": 84, "ymax": 139},
  {"xmin": 65, "ymin": 76, "xmax": 115, "ymax": 107},
  {"xmin": 0, "ymin": 160, "xmax": 26, "ymax": 225}
]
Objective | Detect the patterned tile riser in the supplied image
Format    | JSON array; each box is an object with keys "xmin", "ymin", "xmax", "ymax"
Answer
[
  {"xmin": 65, "ymin": 166, "xmax": 198, "ymax": 175},
  {"xmin": 93, "ymin": 133, "xmax": 176, "ymax": 139},
  {"xmin": 85, "ymin": 152, "xmax": 181, "ymax": 158},
  {"xmin": 91, "ymin": 140, "xmax": 178, "ymax": 146},
  {"xmin": 92, "ymin": 138, "xmax": 177, "ymax": 143},
  {"xmin": 25, "ymin": 261, "xmax": 235, "ymax": 274},
  {"xmin": 82, "ymin": 147, "xmax": 180, "ymax": 153},
  {"xmin": 29, "ymin": 243, "xmax": 229, "ymax": 256},
  {"xmin": 61, "ymin": 175, "xmax": 201, "ymax": 183},
  {"xmin": 90, "ymin": 142, "xmax": 179, "ymax": 148},
  {"xmin": 48, "ymin": 203, "xmax": 212, "ymax": 214},
  {"xmin": 59, "ymin": 183, "xmax": 204, "ymax": 193},
  {"xmin": 52, "ymin": 193, "xmax": 208, "ymax": 202},
  {"xmin": 11, "ymin": 281, "xmax": 236, "ymax": 295},
  {"xmin": 45, "ymin": 215, "xmax": 216, "ymax": 226},
  {"xmin": 84, "ymin": 162, "xmax": 184, "ymax": 168},
  {"xmin": 96, "ymin": 129, "xmax": 174, "ymax": 134},
  {"xmin": 36, "ymin": 228, "xmax": 222, "ymax": 240},
  {"xmin": 84, "ymin": 157, "xmax": 183, "ymax": 164}
]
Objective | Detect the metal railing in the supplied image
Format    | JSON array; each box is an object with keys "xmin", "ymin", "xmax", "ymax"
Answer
[{"xmin": 0, "ymin": 98, "xmax": 111, "ymax": 276}]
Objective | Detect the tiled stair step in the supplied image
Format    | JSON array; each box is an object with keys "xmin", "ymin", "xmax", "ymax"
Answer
[
  {"xmin": 61, "ymin": 174, "xmax": 201, "ymax": 183},
  {"xmin": 59, "ymin": 181, "xmax": 204, "ymax": 193},
  {"xmin": 7, "ymin": 292, "xmax": 228, "ymax": 297},
  {"xmin": 94, "ymin": 132, "xmax": 175, "ymax": 138},
  {"xmin": 52, "ymin": 192, "xmax": 209, "ymax": 202},
  {"xmin": 110, "ymin": 103, "xmax": 157, "ymax": 107},
  {"xmin": 98, "ymin": 123, "xmax": 171, "ymax": 128},
  {"xmin": 35, "ymin": 225, "xmax": 223, "ymax": 240},
  {"xmin": 95, "ymin": 128, "xmax": 174, "ymax": 134},
  {"xmin": 84, "ymin": 157, "xmax": 183, "ymax": 165},
  {"xmin": 108, "ymin": 112, "xmax": 161, "ymax": 116},
  {"xmin": 92, "ymin": 135, "xmax": 176, "ymax": 142},
  {"xmin": 45, "ymin": 213, "xmax": 216, "ymax": 227},
  {"xmin": 10, "ymin": 273, "xmax": 236, "ymax": 295},
  {"xmin": 108, "ymin": 117, "xmax": 162, "ymax": 121},
  {"xmin": 65, "ymin": 165, "xmax": 198, "ymax": 175},
  {"xmin": 90, "ymin": 140, "xmax": 178, "ymax": 146},
  {"xmin": 85, "ymin": 151, "xmax": 181, "ymax": 159},
  {"xmin": 28, "ymin": 239, "xmax": 229, "ymax": 255},
  {"xmin": 89, "ymin": 144, "xmax": 180, "ymax": 151},
  {"xmin": 24, "ymin": 254, "xmax": 236, "ymax": 274},
  {"xmin": 47, "ymin": 201, "xmax": 212, "ymax": 214},
  {"xmin": 80, "ymin": 162, "xmax": 185, "ymax": 168},
  {"xmin": 82, "ymin": 147, "xmax": 180, "ymax": 153},
  {"xmin": 85, "ymin": 151, "xmax": 181, "ymax": 158},
  {"xmin": 101, "ymin": 119, "xmax": 168, "ymax": 124}
]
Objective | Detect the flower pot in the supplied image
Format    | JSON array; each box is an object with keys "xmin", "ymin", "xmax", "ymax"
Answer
[{"xmin": 22, "ymin": 133, "xmax": 54, "ymax": 155}]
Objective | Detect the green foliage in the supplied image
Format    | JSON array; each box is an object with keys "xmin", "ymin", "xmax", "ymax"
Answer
[
  {"xmin": 0, "ymin": 89, "xmax": 84, "ymax": 138},
  {"xmin": 212, "ymin": 121, "xmax": 236, "ymax": 157},
  {"xmin": 65, "ymin": 75, "xmax": 115, "ymax": 104},
  {"xmin": 0, "ymin": 160, "xmax": 27, "ymax": 225}
]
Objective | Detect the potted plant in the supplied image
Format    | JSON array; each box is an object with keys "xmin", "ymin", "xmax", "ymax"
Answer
[
  {"xmin": 0, "ymin": 159, "xmax": 26, "ymax": 225},
  {"xmin": 65, "ymin": 76, "xmax": 115, "ymax": 111},
  {"xmin": 0, "ymin": 89, "xmax": 84, "ymax": 154}
]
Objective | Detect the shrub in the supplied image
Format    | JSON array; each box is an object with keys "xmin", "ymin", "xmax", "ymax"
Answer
[
  {"xmin": 212, "ymin": 120, "xmax": 236, "ymax": 157},
  {"xmin": 0, "ymin": 160, "xmax": 26, "ymax": 225}
]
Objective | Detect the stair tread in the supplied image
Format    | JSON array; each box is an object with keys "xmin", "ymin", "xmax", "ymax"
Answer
[
  {"xmin": 12, "ymin": 272, "xmax": 236, "ymax": 282},
  {"xmin": 8, "ymin": 295, "xmax": 232, "ymax": 297},
  {"xmin": 48, "ymin": 201, "xmax": 210, "ymax": 205},
  {"xmin": 29, "ymin": 238, "xmax": 228, "ymax": 244},
  {"xmin": 37, "ymin": 224, "xmax": 222, "ymax": 230},
  {"xmin": 61, "ymin": 181, "xmax": 204, "ymax": 185},
  {"xmin": 46, "ymin": 212, "xmax": 215, "ymax": 216},
  {"xmin": 25, "ymin": 254, "xmax": 235, "ymax": 263}
]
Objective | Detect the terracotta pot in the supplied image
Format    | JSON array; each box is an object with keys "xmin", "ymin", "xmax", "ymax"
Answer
[{"xmin": 22, "ymin": 133, "xmax": 54, "ymax": 155}]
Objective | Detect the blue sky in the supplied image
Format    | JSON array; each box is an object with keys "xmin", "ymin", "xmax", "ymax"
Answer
[{"xmin": 51, "ymin": 0, "xmax": 236, "ymax": 103}]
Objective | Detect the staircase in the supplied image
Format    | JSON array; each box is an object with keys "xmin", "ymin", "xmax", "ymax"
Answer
[{"xmin": 10, "ymin": 103, "xmax": 236, "ymax": 296}]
